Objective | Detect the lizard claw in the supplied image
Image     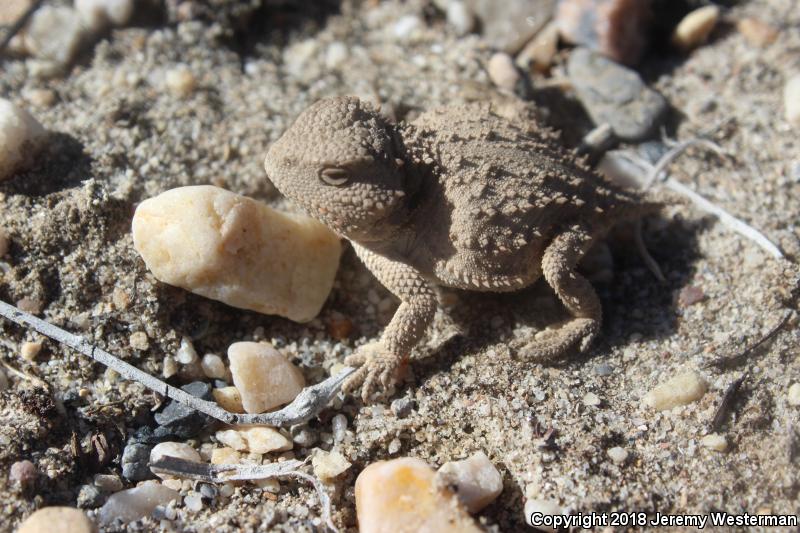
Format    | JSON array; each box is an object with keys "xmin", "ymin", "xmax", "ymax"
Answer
[{"xmin": 342, "ymin": 342, "xmax": 403, "ymax": 402}]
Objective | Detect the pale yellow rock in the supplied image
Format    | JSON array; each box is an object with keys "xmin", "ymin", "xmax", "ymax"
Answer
[
  {"xmin": 0, "ymin": 98, "xmax": 47, "ymax": 182},
  {"xmin": 701, "ymin": 433, "xmax": 728, "ymax": 452},
  {"xmin": 228, "ymin": 342, "xmax": 305, "ymax": 413},
  {"xmin": 642, "ymin": 370, "xmax": 708, "ymax": 411},
  {"xmin": 18, "ymin": 507, "xmax": 95, "ymax": 533},
  {"xmin": 213, "ymin": 386, "xmax": 245, "ymax": 413},
  {"xmin": 435, "ymin": 451, "xmax": 502, "ymax": 513},
  {"xmin": 165, "ymin": 67, "xmax": 197, "ymax": 98},
  {"xmin": 355, "ymin": 457, "xmax": 482, "ymax": 533},
  {"xmin": 216, "ymin": 426, "xmax": 293, "ymax": 454},
  {"xmin": 487, "ymin": 52, "xmax": 519, "ymax": 91},
  {"xmin": 785, "ymin": 74, "xmax": 800, "ymax": 127},
  {"xmin": 312, "ymin": 450, "xmax": 352, "ymax": 481},
  {"xmin": 211, "ymin": 447, "xmax": 242, "ymax": 465},
  {"xmin": 672, "ymin": 6, "xmax": 720, "ymax": 52},
  {"xmin": 131, "ymin": 185, "xmax": 341, "ymax": 322},
  {"xmin": 788, "ymin": 383, "xmax": 800, "ymax": 406},
  {"xmin": 20, "ymin": 341, "xmax": 42, "ymax": 361},
  {"xmin": 516, "ymin": 21, "xmax": 559, "ymax": 74}
]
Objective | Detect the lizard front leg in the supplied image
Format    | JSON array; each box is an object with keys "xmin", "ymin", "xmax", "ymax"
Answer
[{"xmin": 343, "ymin": 243, "xmax": 437, "ymax": 402}]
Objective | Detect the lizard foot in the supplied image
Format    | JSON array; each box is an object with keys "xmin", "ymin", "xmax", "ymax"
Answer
[
  {"xmin": 342, "ymin": 342, "xmax": 404, "ymax": 403},
  {"xmin": 514, "ymin": 318, "xmax": 598, "ymax": 362}
]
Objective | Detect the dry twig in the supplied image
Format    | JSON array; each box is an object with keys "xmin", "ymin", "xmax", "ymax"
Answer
[
  {"xmin": 0, "ymin": 299, "xmax": 355, "ymax": 426},
  {"xmin": 601, "ymin": 141, "xmax": 785, "ymax": 260},
  {"xmin": 150, "ymin": 456, "xmax": 337, "ymax": 532}
]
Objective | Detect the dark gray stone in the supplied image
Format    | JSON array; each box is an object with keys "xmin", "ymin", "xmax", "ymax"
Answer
[
  {"xmin": 465, "ymin": 0, "xmax": 555, "ymax": 53},
  {"xmin": 121, "ymin": 442, "xmax": 153, "ymax": 481},
  {"xmin": 154, "ymin": 381, "xmax": 213, "ymax": 439},
  {"xmin": 390, "ymin": 397, "xmax": 414, "ymax": 418},
  {"xmin": 567, "ymin": 48, "xmax": 668, "ymax": 141}
]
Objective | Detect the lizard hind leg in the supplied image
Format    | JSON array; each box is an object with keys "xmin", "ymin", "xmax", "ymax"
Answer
[{"xmin": 516, "ymin": 223, "xmax": 602, "ymax": 362}]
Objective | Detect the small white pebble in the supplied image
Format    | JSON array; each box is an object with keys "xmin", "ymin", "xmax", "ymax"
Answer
[
  {"xmin": 607, "ymin": 446, "xmax": 628, "ymax": 464},
  {"xmin": 184, "ymin": 491, "xmax": 204, "ymax": 512},
  {"xmin": 201, "ymin": 353, "xmax": 226, "ymax": 379},
  {"xmin": 325, "ymin": 42, "xmax": 348, "ymax": 69},
  {"xmin": 701, "ymin": 433, "xmax": 728, "ymax": 452},
  {"xmin": 175, "ymin": 337, "xmax": 198, "ymax": 364},
  {"xmin": 487, "ymin": 53, "xmax": 519, "ymax": 92},
  {"xmin": 393, "ymin": 15, "xmax": 423, "ymax": 41},
  {"xmin": 162, "ymin": 356, "xmax": 178, "ymax": 379},
  {"xmin": 312, "ymin": 450, "xmax": 352, "ymax": 481},
  {"xmin": 672, "ymin": 5, "xmax": 720, "ymax": 52},
  {"xmin": 583, "ymin": 392, "xmax": 601, "ymax": 406},
  {"xmin": 165, "ymin": 67, "xmax": 197, "ymax": 98},
  {"xmin": 784, "ymin": 74, "xmax": 800, "ymax": 127},
  {"xmin": 20, "ymin": 341, "xmax": 43, "ymax": 361},
  {"xmin": 129, "ymin": 331, "xmax": 149, "ymax": 351},
  {"xmin": 219, "ymin": 483, "xmax": 235, "ymax": 498},
  {"xmin": 331, "ymin": 414, "xmax": 348, "ymax": 443},
  {"xmin": 446, "ymin": 1, "xmax": 474, "ymax": 36},
  {"xmin": 0, "ymin": 98, "xmax": 47, "ymax": 182},
  {"xmin": 524, "ymin": 498, "xmax": 565, "ymax": 532},
  {"xmin": 435, "ymin": 451, "xmax": 503, "ymax": 513},
  {"xmin": 788, "ymin": 383, "xmax": 800, "ymax": 406}
]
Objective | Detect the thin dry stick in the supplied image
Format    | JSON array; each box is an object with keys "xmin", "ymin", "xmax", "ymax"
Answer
[
  {"xmin": 613, "ymin": 143, "xmax": 785, "ymax": 260},
  {"xmin": 0, "ymin": 299, "xmax": 355, "ymax": 426},
  {"xmin": 150, "ymin": 456, "xmax": 338, "ymax": 533},
  {"xmin": 710, "ymin": 310, "xmax": 793, "ymax": 369}
]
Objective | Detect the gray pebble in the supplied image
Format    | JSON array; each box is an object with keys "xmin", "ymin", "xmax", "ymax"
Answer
[
  {"xmin": 567, "ymin": 48, "xmax": 668, "ymax": 141},
  {"xmin": 121, "ymin": 442, "xmax": 153, "ymax": 481},
  {"xmin": 390, "ymin": 397, "xmax": 414, "ymax": 418},
  {"xmin": 594, "ymin": 363, "xmax": 614, "ymax": 376},
  {"xmin": 331, "ymin": 414, "xmax": 348, "ymax": 443},
  {"xmin": 199, "ymin": 483, "xmax": 218, "ymax": 500},
  {"xmin": 465, "ymin": 0, "xmax": 555, "ymax": 52},
  {"xmin": 77, "ymin": 483, "xmax": 105, "ymax": 508},
  {"xmin": 154, "ymin": 381, "xmax": 212, "ymax": 439}
]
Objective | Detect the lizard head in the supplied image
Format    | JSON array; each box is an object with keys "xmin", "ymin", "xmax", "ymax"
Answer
[{"xmin": 264, "ymin": 96, "xmax": 408, "ymax": 242}]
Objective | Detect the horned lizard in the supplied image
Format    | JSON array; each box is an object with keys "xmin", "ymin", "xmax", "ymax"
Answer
[{"xmin": 264, "ymin": 96, "xmax": 661, "ymax": 401}]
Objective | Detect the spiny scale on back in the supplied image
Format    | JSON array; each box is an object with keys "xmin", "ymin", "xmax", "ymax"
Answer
[{"xmin": 264, "ymin": 96, "xmax": 662, "ymax": 401}]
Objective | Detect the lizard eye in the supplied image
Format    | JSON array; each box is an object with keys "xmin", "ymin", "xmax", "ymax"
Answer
[{"xmin": 319, "ymin": 167, "xmax": 349, "ymax": 186}]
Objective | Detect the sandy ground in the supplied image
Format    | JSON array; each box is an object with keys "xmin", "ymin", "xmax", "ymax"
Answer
[{"xmin": 1, "ymin": 0, "xmax": 799, "ymax": 531}]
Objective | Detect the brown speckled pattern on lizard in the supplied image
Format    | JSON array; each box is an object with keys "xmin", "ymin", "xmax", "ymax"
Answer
[{"xmin": 264, "ymin": 96, "xmax": 662, "ymax": 402}]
